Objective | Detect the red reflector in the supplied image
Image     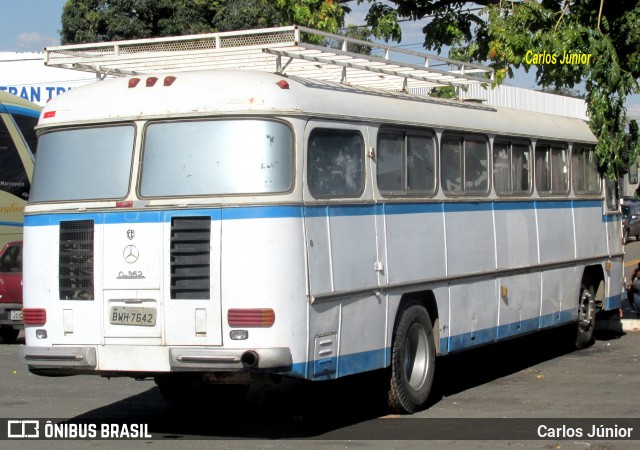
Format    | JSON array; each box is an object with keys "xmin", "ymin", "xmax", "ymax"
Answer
[
  {"xmin": 43, "ymin": 111, "xmax": 56, "ymax": 119},
  {"xmin": 276, "ymin": 79, "xmax": 290, "ymax": 90},
  {"xmin": 164, "ymin": 76, "xmax": 176, "ymax": 86},
  {"xmin": 146, "ymin": 77, "xmax": 158, "ymax": 87},
  {"xmin": 128, "ymin": 77, "xmax": 141, "ymax": 88},
  {"xmin": 116, "ymin": 200, "xmax": 133, "ymax": 208},
  {"xmin": 23, "ymin": 308, "xmax": 46, "ymax": 325},
  {"xmin": 228, "ymin": 308, "xmax": 275, "ymax": 327}
]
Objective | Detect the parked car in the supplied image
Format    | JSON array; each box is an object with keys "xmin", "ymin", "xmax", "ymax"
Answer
[
  {"xmin": 0, "ymin": 241, "xmax": 22, "ymax": 343},
  {"xmin": 622, "ymin": 203, "xmax": 640, "ymax": 245}
]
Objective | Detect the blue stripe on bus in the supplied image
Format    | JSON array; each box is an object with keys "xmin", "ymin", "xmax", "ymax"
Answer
[
  {"xmin": 286, "ymin": 307, "xmax": 594, "ymax": 379},
  {"xmin": 605, "ymin": 293, "xmax": 622, "ymax": 310},
  {"xmin": 2, "ymin": 104, "xmax": 40, "ymax": 118},
  {"xmin": 24, "ymin": 200, "xmax": 610, "ymax": 226},
  {"xmin": 0, "ymin": 221, "xmax": 23, "ymax": 227}
]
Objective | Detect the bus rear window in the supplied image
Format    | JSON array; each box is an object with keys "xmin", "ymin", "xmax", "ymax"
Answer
[
  {"xmin": 140, "ymin": 120, "xmax": 293, "ymax": 197},
  {"xmin": 30, "ymin": 126, "xmax": 134, "ymax": 202}
]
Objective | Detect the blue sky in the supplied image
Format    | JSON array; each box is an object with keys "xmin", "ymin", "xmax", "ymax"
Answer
[{"xmin": 0, "ymin": 0, "xmax": 637, "ymax": 117}]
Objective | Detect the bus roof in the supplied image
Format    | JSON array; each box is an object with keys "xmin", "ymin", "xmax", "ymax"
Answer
[{"xmin": 38, "ymin": 69, "xmax": 596, "ymax": 145}]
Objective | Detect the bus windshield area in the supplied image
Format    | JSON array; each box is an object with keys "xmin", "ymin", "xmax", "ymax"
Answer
[
  {"xmin": 30, "ymin": 126, "xmax": 135, "ymax": 202},
  {"xmin": 140, "ymin": 119, "xmax": 293, "ymax": 197}
]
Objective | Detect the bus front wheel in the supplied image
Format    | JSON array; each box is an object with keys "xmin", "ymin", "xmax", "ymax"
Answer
[{"xmin": 388, "ymin": 304, "xmax": 435, "ymax": 414}]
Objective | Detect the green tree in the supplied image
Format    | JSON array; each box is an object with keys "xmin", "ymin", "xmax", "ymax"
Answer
[
  {"xmin": 61, "ymin": 0, "xmax": 350, "ymax": 44},
  {"xmin": 354, "ymin": 0, "xmax": 640, "ymax": 179}
]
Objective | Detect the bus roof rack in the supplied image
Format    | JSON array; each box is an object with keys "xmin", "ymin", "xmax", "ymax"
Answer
[{"xmin": 44, "ymin": 26, "xmax": 493, "ymax": 92}]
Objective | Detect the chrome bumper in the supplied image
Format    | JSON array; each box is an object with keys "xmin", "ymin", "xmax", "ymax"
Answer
[{"xmin": 19, "ymin": 345, "xmax": 292, "ymax": 372}]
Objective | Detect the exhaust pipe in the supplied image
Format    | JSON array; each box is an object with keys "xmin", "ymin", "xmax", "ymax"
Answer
[{"xmin": 241, "ymin": 350, "xmax": 259, "ymax": 369}]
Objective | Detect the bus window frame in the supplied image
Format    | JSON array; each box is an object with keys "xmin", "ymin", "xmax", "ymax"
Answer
[
  {"xmin": 492, "ymin": 138, "xmax": 533, "ymax": 197},
  {"xmin": 571, "ymin": 144, "xmax": 601, "ymax": 196},
  {"xmin": 441, "ymin": 132, "xmax": 490, "ymax": 197},
  {"xmin": 535, "ymin": 141, "xmax": 570, "ymax": 197},
  {"xmin": 138, "ymin": 117, "xmax": 296, "ymax": 199},
  {"xmin": 376, "ymin": 126, "xmax": 437, "ymax": 198},
  {"xmin": 307, "ymin": 127, "xmax": 366, "ymax": 200}
]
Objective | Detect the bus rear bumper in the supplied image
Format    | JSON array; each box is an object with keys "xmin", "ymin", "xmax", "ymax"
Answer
[
  {"xmin": 18, "ymin": 345, "xmax": 292, "ymax": 373},
  {"xmin": 170, "ymin": 347, "xmax": 292, "ymax": 370},
  {"xmin": 19, "ymin": 345, "xmax": 96, "ymax": 369}
]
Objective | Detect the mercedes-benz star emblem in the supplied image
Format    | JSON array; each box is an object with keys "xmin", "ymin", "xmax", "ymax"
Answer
[{"xmin": 123, "ymin": 245, "xmax": 139, "ymax": 264}]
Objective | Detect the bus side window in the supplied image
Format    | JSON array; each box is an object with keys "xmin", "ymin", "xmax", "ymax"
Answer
[
  {"xmin": 536, "ymin": 143, "xmax": 569, "ymax": 195},
  {"xmin": 307, "ymin": 129, "xmax": 364, "ymax": 198},
  {"xmin": 442, "ymin": 134, "xmax": 488, "ymax": 195},
  {"xmin": 377, "ymin": 130, "xmax": 436, "ymax": 196},
  {"xmin": 572, "ymin": 145, "xmax": 600, "ymax": 195},
  {"xmin": 493, "ymin": 139, "xmax": 531, "ymax": 196}
]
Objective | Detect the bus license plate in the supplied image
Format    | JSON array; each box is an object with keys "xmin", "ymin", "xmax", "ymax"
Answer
[
  {"xmin": 110, "ymin": 306, "xmax": 156, "ymax": 326},
  {"xmin": 10, "ymin": 310, "xmax": 22, "ymax": 321}
]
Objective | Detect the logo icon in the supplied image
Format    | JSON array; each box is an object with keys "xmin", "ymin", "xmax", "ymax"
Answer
[
  {"xmin": 123, "ymin": 245, "xmax": 139, "ymax": 264},
  {"xmin": 127, "ymin": 229, "xmax": 135, "ymax": 240},
  {"xmin": 7, "ymin": 420, "xmax": 40, "ymax": 438}
]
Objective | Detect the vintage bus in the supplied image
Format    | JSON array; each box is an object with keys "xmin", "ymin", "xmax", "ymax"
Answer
[
  {"xmin": 19, "ymin": 27, "xmax": 624, "ymax": 413},
  {"xmin": 0, "ymin": 91, "xmax": 39, "ymax": 246}
]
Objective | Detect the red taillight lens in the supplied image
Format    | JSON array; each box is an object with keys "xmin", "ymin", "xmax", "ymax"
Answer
[
  {"xmin": 43, "ymin": 111, "xmax": 56, "ymax": 119},
  {"xmin": 128, "ymin": 77, "xmax": 141, "ymax": 88},
  {"xmin": 228, "ymin": 308, "xmax": 275, "ymax": 327},
  {"xmin": 164, "ymin": 76, "xmax": 176, "ymax": 86},
  {"xmin": 23, "ymin": 308, "xmax": 46, "ymax": 325},
  {"xmin": 276, "ymin": 79, "xmax": 289, "ymax": 89},
  {"xmin": 146, "ymin": 77, "xmax": 158, "ymax": 87}
]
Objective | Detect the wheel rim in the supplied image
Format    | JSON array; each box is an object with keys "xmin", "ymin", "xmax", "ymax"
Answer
[
  {"xmin": 403, "ymin": 322, "xmax": 429, "ymax": 390},
  {"xmin": 578, "ymin": 288, "xmax": 594, "ymax": 332}
]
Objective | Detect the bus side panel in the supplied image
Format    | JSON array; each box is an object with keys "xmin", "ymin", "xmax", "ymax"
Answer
[
  {"xmin": 497, "ymin": 273, "xmax": 542, "ymax": 338},
  {"xmin": 573, "ymin": 201, "xmax": 608, "ymax": 259},
  {"xmin": 444, "ymin": 204, "xmax": 495, "ymax": 276},
  {"xmin": 328, "ymin": 206, "xmax": 378, "ymax": 293},
  {"xmin": 338, "ymin": 294, "xmax": 387, "ymax": 377},
  {"xmin": 219, "ymin": 213, "xmax": 308, "ymax": 370},
  {"xmin": 539, "ymin": 267, "xmax": 579, "ymax": 328},
  {"xmin": 494, "ymin": 203, "xmax": 538, "ymax": 269},
  {"xmin": 537, "ymin": 203, "xmax": 575, "ymax": 263},
  {"xmin": 448, "ymin": 279, "xmax": 497, "ymax": 352},
  {"xmin": 383, "ymin": 204, "xmax": 446, "ymax": 284}
]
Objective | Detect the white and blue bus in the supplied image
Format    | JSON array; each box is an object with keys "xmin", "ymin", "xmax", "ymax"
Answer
[{"xmin": 19, "ymin": 27, "xmax": 624, "ymax": 413}]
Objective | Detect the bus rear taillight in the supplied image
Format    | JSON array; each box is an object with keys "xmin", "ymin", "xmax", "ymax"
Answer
[
  {"xmin": 23, "ymin": 308, "xmax": 46, "ymax": 325},
  {"xmin": 228, "ymin": 308, "xmax": 275, "ymax": 327}
]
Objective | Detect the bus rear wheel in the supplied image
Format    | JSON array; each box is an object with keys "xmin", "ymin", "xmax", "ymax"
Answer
[
  {"xmin": 575, "ymin": 282, "xmax": 596, "ymax": 349},
  {"xmin": 388, "ymin": 304, "xmax": 435, "ymax": 414}
]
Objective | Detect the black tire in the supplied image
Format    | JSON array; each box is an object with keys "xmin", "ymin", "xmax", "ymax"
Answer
[
  {"xmin": 388, "ymin": 304, "xmax": 436, "ymax": 414},
  {"xmin": 0, "ymin": 327, "xmax": 19, "ymax": 344},
  {"xmin": 623, "ymin": 228, "xmax": 629, "ymax": 245},
  {"xmin": 575, "ymin": 282, "xmax": 596, "ymax": 349}
]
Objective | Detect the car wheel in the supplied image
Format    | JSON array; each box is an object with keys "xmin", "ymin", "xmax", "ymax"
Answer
[{"xmin": 623, "ymin": 228, "xmax": 629, "ymax": 245}]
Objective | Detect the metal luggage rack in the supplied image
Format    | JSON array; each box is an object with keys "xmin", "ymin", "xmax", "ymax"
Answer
[{"xmin": 45, "ymin": 25, "xmax": 493, "ymax": 92}]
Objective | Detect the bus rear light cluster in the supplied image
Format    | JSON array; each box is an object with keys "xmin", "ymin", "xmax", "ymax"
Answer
[
  {"xmin": 23, "ymin": 308, "xmax": 47, "ymax": 325},
  {"xmin": 128, "ymin": 76, "xmax": 177, "ymax": 88},
  {"xmin": 228, "ymin": 308, "xmax": 275, "ymax": 328}
]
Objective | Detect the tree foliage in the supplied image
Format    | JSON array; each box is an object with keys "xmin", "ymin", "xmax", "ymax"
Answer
[
  {"xmin": 355, "ymin": 0, "xmax": 640, "ymax": 180},
  {"xmin": 60, "ymin": 1, "xmax": 640, "ymax": 178}
]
